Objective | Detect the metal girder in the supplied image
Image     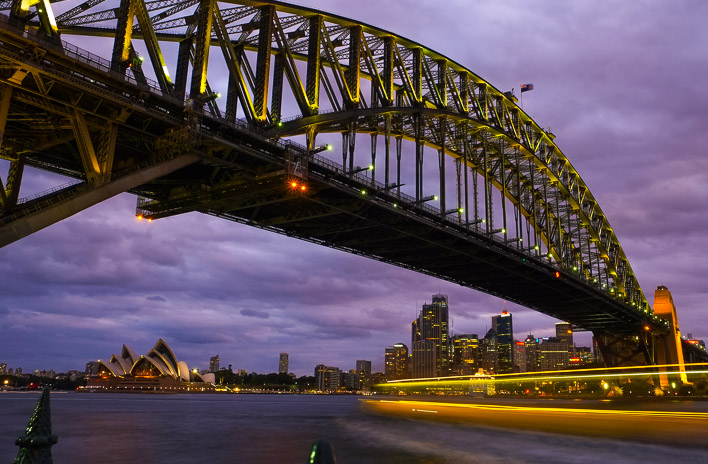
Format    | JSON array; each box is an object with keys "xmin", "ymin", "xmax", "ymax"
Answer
[
  {"xmin": 252, "ymin": 4, "xmax": 274, "ymax": 121},
  {"xmin": 0, "ymin": 85, "xmax": 11, "ymax": 150},
  {"xmin": 190, "ymin": 0, "xmax": 213, "ymax": 99},
  {"xmin": 212, "ymin": 3, "xmax": 255, "ymax": 121},
  {"xmin": 68, "ymin": 111, "xmax": 118, "ymax": 186},
  {"xmin": 173, "ymin": 36, "xmax": 191, "ymax": 101},
  {"xmin": 304, "ymin": 15, "xmax": 322, "ymax": 114},
  {"xmin": 10, "ymin": 0, "xmax": 59, "ymax": 37},
  {"xmin": 345, "ymin": 26, "xmax": 361, "ymax": 108},
  {"xmin": 70, "ymin": 109, "xmax": 101, "ymax": 184},
  {"xmin": 3, "ymin": 153, "xmax": 25, "ymax": 208},
  {"xmin": 0, "ymin": 153, "xmax": 200, "ymax": 247},
  {"xmin": 132, "ymin": 0, "xmax": 173, "ymax": 94}
]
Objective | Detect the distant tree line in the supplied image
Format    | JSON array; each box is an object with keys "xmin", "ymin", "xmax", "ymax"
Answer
[
  {"xmin": 1, "ymin": 374, "xmax": 86, "ymax": 391},
  {"xmin": 214, "ymin": 371, "xmax": 315, "ymax": 391}
]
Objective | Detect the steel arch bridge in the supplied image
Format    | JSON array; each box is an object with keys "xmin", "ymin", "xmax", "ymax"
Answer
[{"xmin": 0, "ymin": 0, "xmax": 682, "ymax": 366}]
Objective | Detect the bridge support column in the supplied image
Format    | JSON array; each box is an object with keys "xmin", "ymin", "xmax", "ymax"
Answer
[{"xmin": 653, "ymin": 285, "xmax": 688, "ymax": 386}]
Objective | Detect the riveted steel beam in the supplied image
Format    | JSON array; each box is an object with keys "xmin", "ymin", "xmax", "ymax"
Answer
[
  {"xmin": 305, "ymin": 15, "xmax": 322, "ymax": 114},
  {"xmin": 0, "ymin": 154, "xmax": 200, "ymax": 248},
  {"xmin": 190, "ymin": 0, "xmax": 213, "ymax": 100},
  {"xmin": 133, "ymin": 0, "xmax": 173, "ymax": 94},
  {"xmin": 253, "ymin": 4, "xmax": 274, "ymax": 121}
]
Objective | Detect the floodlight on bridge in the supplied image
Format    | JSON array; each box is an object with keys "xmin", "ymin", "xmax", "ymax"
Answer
[
  {"xmin": 349, "ymin": 165, "xmax": 374, "ymax": 175},
  {"xmin": 488, "ymin": 228, "xmax": 506, "ymax": 235},
  {"xmin": 310, "ymin": 144, "xmax": 334, "ymax": 155},
  {"xmin": 415, "ymin": 195, "xmax": 438, "ymax": 204},
  {"xmin": 467, "ymin": 218, "xmax": 486, "ymax": 226},
  {"xmin": 445, "ymin": 208, "xmax": 464, "ymax": 215},
  {"xmin": 288, "ymin": 180, "xmax": 308, "ymax": 193}
]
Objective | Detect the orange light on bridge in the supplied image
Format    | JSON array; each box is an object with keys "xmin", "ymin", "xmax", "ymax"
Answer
[
  {"xmin": 554, "ymin": 271, "xmax": 560, "ymax": 278},
  {"xmin": 136, "ymin": 215, "xmax": 143, "ymax": 220},
  {"xmin": 288, "ymin": 179, "xmax": 308, "ymax": 193},
  {"xmin": 644, "ymin": 325, "xmax": 651, "ymax": 331}
]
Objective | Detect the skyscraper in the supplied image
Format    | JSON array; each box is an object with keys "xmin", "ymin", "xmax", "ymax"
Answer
[
  {"xmin": 385, "ymin": 343, "xmax": 409, "ymax": 379},
  {"xmin": 555, "ymin": 322, "xmax": 574, "ymax": 357},
  {"xmin": 492, "ymin": 311, "xmax": 514, "ymax": 373},
  {"xmin": 411, "ymin": 294, "xmax": 450, "ymax": 377},
  {"xmin": 355, "ymin": 360, "xmax": 371, "ymax": 390},
  {"xmin": 279, "ymin": 352, "xmax": 289, "ymax": 374},
  {"xmin": 480, "ymin": 327, "xmax": 497, "ymax": 373},
  {"xmin": 538, "ymin": 337, "xmax": 569, "ymax": 370},
  {"xmin": 209, "ymin": 355, "xmax": 220, "ymax": 373},
  {"xmin": 525, "ymin": 334, "xmax": 539, "ymax": 372},
  {"xmin": 451, "ymin": 334, "xmax": 479, "ymax": 375},
  {"xmin": 514, "ymin": 340, "xmax": 527, "ymax": 372}
]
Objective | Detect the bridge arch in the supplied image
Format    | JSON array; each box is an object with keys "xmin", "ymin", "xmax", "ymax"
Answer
[{"xmin": 0, "ymin": 0, "xmax": 670, "ymax": 360}]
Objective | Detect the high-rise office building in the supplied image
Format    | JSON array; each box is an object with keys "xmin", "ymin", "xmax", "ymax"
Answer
[
  {"xmin": 538, "ymin": 337, "xmax": 569, "ymax": 371},
  {"xmin": 355, "ymin": 360, "xmax": 371, "ymax": 390},
  {"xmin": 385, "ymin": 343, "xmax": 409, "ymax": 379},
  {"xmin": 492, "ymin": 311, "xmax": 514, "ymax": 373},
  {"xmin": 314, "ymin": 364, "xmax": 341, "ymax": 392},
  {"xmin": 412, "ymin": 340, "xmax": 436, "ymax": 378},
  {"xmin": 209, "ymin": 355, "xmax": 220, "ymax": 373},
  {"xmin": 555, "ymin": 322, "xmax": 574, "ymax": 355},
  {"xmin": 480, "ymin": 328, "xmax": 497, "ymax": 373},
  {"xmin": 411, "ymin": 294, "xmax": 450, "ymax": 377},
  {"xmin": 279, "ymin": 352, "xmax": 289, "ymax": 374},
  {"xmin": 524, "ymin": 334, "xmax": 539, "ymax": 371},
  {"xmin": 452, "ymin": 334, "xmax": 479, "ymax": 375},
  {"xmin": 0, "ymin": 363, "xmax": 6, "ymax": 375},
  {"xmin": 514, "ymin": 340, "xmax": 526, "ymax": 372}
]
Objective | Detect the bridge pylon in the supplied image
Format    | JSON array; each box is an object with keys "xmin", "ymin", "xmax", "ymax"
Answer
[{"xmin": 652, "ymin": 286, "xmax": 688, "ymax": 386}]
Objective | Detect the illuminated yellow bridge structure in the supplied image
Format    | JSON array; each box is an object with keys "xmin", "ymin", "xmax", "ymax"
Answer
[{"xmin": 0, "ymin": 0, "xmax": 704, "ymax": 374}]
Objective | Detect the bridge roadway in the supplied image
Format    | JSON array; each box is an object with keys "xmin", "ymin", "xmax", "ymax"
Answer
[{"xmin": 0, "ymin": 0, "xmax": 680, "ymax": 365}]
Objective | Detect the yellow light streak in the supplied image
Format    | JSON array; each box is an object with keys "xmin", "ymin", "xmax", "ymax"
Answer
[
  {"xmin": 384, "ymin": 362, "xmax": 708, "ymax": 384},
  {"xmin": 377, "ymin": 363, "xmax": 708, "ymax": 390},
  {"xmin": 366, "ymin": 399, "xmax": 708, "ymax": 420}
]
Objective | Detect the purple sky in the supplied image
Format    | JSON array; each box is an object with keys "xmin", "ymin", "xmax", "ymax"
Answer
[{"xmin": 2, "ymin": 1, "xmax": 707, "ymax": 376}]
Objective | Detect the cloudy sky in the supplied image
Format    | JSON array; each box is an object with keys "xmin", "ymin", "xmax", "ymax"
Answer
[{"xmin": 1, "ymin": 0, "xmax": 707, "ymax": 376}]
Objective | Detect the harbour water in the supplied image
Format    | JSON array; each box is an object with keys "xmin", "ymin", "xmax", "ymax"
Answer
[{"xmin": 1, "ymin": 392, "xmax": 707, "ymax": 463}]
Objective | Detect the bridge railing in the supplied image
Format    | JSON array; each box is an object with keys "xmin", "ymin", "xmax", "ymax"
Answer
[{"xmin": 0, "ymin": 14, "xmax": 164, "ymax": 96}]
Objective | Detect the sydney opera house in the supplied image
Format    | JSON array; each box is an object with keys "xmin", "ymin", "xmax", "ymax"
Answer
[{"xmin": 86, "ymin": 339, "xmax": 216, "ymax": 392}]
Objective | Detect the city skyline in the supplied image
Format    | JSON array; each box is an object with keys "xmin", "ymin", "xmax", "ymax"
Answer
[{"xmin": 2, "ymin": 1, "xmax": 707, "ymax": 376}]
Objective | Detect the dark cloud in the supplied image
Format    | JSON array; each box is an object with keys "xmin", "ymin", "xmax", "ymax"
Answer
[
  {"xmin": 146, "ymin": 296, "xmax": 167, "ymax": 302},
  {"xmin": 240, "ymin": 309, "xmax": 270, "ymax": 319},
  {"xmin": 316, "ymin": 326, "xmax": 372, "ymax": 340}
]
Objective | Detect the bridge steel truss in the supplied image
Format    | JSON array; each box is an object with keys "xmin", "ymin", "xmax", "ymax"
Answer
[{"xmin": 0, "ymin": 0, "xmax": 677, "ymax": 368}]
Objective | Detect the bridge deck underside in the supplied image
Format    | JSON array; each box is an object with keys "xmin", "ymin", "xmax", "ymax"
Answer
[
  {"xmin": 134, "ymin": 129, "xmax": 646, "ymax": 334},
  {"xmin": 0, "ymin": 21, "xmax": 653, "ymax": 337}
]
